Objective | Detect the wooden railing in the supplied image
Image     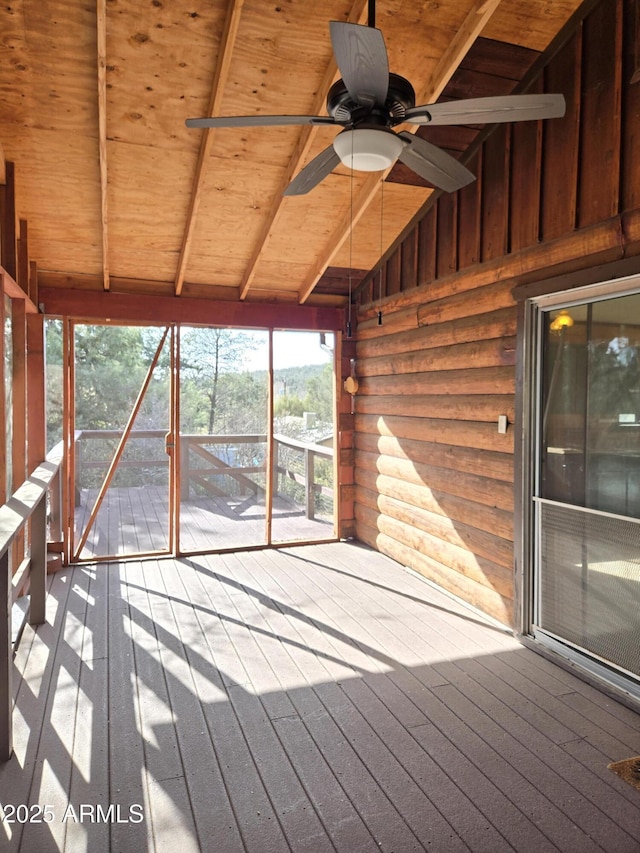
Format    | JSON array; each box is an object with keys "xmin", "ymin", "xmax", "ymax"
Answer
[
  {"xmin": 180, "ymin": 433, "xmax": 334, "ymax": 520},
  {"xmin": 179, "ymin": 433, "xmax": 267, "ymax": 500},
  {"xmin": 273, "ymin": 434, "xmax": 334, "ymax": 520},
  {"xmin": 1, "ymin": 444, "xmax": 64, "ymax": 761},
  {"xmin": 74, "ymin": 430, "xmax": 334, "ymax": 520},
  {"xmin": 73, "ymin": 428, "xmax": 168, "ymax": 504}
]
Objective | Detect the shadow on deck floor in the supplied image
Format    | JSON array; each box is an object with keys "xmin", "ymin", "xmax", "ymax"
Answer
[{"xmin": 2, "ymin": 541, "xmax": 640, "ymax": 852}]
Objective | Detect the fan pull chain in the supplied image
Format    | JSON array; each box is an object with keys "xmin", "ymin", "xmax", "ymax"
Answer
[{"xmin": 347, "ymin": 133, "xmax": 355, "ymax": 338}]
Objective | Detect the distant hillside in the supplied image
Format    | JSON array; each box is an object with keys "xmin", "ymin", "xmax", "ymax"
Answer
[{"xmin": 252, "ymin": 363, "xmax": 329, "ymax": 399}]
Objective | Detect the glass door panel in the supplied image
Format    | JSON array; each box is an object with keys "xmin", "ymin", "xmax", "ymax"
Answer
[
  {"xmin": 587, "ymin": 297, "xmax": 640, "ymax": 515},
  {"xmin": 540, "ymin": 304, "xmax": 588, "ymax": 505},
  {"xmin": 535, "ymin": 291, "xmax": 640, "ymax": 682},
  {"xmin": 272, "ymin": 330, "xmax": 336, "ymax": 543},
  {"xmin": 540, "ymin": 294, "xmax": 640, "ymax": 513},
  {"xmin": 72, "ymin": 324, "xmax": 172, "ymax": 560},
  {"xmin": 178, "ymin": 327, "xmax": 269, "ymax": 552}
]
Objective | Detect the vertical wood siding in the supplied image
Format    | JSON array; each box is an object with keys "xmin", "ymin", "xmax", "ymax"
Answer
[
  {"xmin": 353, "ymin": 0, "xmax": 637, "ymax": 625},
  {"xmin": 338, "ymin": 335, "xmax": 356, "ymax": 539}
]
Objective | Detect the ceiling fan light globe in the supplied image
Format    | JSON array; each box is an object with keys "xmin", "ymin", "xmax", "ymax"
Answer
[{"xmin": 333, "ymin": 128, "xmax": 404, "ymax": 171}]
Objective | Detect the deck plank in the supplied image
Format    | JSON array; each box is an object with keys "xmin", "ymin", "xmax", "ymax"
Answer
[
  {"xmin": 125, "ymin": 562, "xmax": 186, "ymax": 820},
  {"xmin": 108, "ymin": 562, "xmax": 153, "ymax": 853},
  {"xmin": 2, "ymin": 542, "xmax": 640, "ymax": 852},
  {"xmin": 224, "ymin": 550, "xmax": 478, "ymax": 851},
  {"xmin": 206, "ymin": 554, "xmax": 392, "ymax": 852},
  {"xmin": 65, "ymin": 566, "xmax": 111, "ymax": 853},
  {"xmin": 295, "ymin": 548, "xmax": 640, "ymax": 850},
  {"xmin": 18, "ymin": 568, "xmax": 92, "ymax": 852},
  {"xmin": 204, "ymin": 553, "xmax": 378, "ymax": 852},
  {"xmin": 266, "ymin": 550, "xmax": 545, "ymax": 850},
  {"xmin": 0, "ymin": 572, "xmax": 72, "ymax": 851},
  {"xmin": 156, "ymin": 557, "xmax": 292, "ymax": 853},
  {"xmin": 137, "ymin": 559, "xmax": 219, "ymax": 853},
  {"xmin": 75, "ymin": 487, "xmax": 333, "ymax": 559}
]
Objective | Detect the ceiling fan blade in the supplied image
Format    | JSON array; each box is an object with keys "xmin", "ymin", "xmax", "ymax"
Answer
[
  {"xmin": 405, "ymin": 94, "xmax": 566, "ymax": 126},
  {"xmin": 329, "ymin": 21, "xmax": 389, "ymax": 107},
  {"xmin": 397, "ymin": 132, "xmax": 475, "ymax": 193},
  {"xmin": 283, "ymin": 145, "xmax": 341, "ymax": 196},
  {"xmin": 185, "ymin": 114, "xmax": 339, "ymax": 129}
]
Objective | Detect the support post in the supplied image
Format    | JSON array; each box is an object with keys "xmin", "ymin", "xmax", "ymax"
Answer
[
  {"xmin": 26, "ymin": 313, "xmax": 45, "ymax": 475},
  {"xmin": 180, "ymin": 436, "xmax": 190, "ymax": 501},
  {"xmin": 272, "ymin": 438, "xmax": 279, "ymax": 503},
  {"xmin": 0, "ymin": 550, "xmax": 12, "ymax": 761},
  {"xmin": 49, "ymin": 469, "xmax": 62, "ymax": 542},
  {"xmin": 75, "ymin": 437, "xmax": 83, "ymax": 506},
  {"xmin": 305, "ymin": 448, "xmax": 315, "ymax": 520},
  {"xmin": 29, "ymin": 495, "xmax": 46, "ymax": 626}
]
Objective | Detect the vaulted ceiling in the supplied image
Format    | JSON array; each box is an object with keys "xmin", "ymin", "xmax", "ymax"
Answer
[{"xmin": 0, "ymin": 0, "xmax": 584, "ymax": 308}]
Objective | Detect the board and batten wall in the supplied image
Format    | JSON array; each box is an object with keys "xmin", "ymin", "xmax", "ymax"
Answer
[{"xmin": 352, "ymin": 0, "xmax": 640, "ymax": 625}]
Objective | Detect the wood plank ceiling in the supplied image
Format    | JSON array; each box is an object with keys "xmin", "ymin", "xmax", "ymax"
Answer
[{"xmin": 0, "ymin": 0, "xmax": 584, "ymax": 307}]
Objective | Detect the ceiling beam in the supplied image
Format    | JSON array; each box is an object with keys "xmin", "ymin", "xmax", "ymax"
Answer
[
  {"xmin": 238, "ymin": 0, "xmax": 370, "ymax": 301},
  {"xmin": 175, "ymin": 0, "xmax": 245, "ymax": 296},
  {"xmin": 39, "ymin": 286, "xmax": 343, "ymax": 331},
  {"xmin": 417, "ymin": 0, "xmax": 504, "ymax": 106},
  {"xmin": 1, "ymin": 270, "xmax": 38, "ymax": 314},
  {"xmin": 297, "ymin": 0, "xmax": 503, "ymax": 304},
  {"xmin": 97, "ymin": 0, "xmax": 110, "ymax": 291}
]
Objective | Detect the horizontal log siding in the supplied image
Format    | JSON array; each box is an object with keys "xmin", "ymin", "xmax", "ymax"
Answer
[
  {"xmin": 353, "ymin": 0, "xmax": 639, "ymax": 626},
  {"xmin": 354, "ymin": 296, "xmax": 517, "ymax": 624}
]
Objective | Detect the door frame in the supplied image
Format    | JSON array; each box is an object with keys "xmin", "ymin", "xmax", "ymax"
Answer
[
  {"xmin": 67, "ymin": 320, "xmax": 175, "ymax": 562},
  {"xmin": 514, "ymin": 259, "xmax": 640, "ymax": 703},
  {"xmin": 175, "ymin": 326, "xmax": 340, "ymax": 555},
  {"xmin": 63, "ymin": 319, "xmax": 340, "ymax": 562}
]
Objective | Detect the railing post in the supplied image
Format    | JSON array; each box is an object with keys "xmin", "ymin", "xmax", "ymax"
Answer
[
  {"xmin": 180, "ymin": 436, "xmax": 190, "ymax": 501},
  {"xmin": 1, "ymin": 550, "xmax": 12, "ymax": 761},
  {"xmin": 49, "ymin": 468, "xmax": 62, "ymax": 541},
  {"xmin": 272, "ymin": 438, "xmax": 279, "ymax": 500},
  {"xmin": 75, "ymin": 435, "xmax": 82, "ymax": 506},
  {"xmin": 29, "ymin": 495, "xmax": 46, "ymax": 626},
  {"xmin": 305, "ymin": 448, "xmax": 315, "ymax": 520}
]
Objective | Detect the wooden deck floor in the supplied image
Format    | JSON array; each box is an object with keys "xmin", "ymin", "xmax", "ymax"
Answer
[
  {"xmin": 2, "ymin": 542, "xmax": 640, "ymax": 852},
  {"xmin": 74, "ymin": 486, "xmax": 334, "ymax": 558}
]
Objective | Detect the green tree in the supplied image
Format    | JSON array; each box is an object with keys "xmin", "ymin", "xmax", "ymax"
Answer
[
  {"xmin": 73, "ymin": 324, "xmax": 147, "ymax": 430},
  {"xmin": 303, "ymin": 363, "xmax": 334, "ymax": 423},
  {"xmin": 274, "ymin": 395, "xmax": 305, "ymax": 418},
  {"xmin": 180, "ymin": 328, "xmax": 264, "ymax": 434},
  {"xmin": 45, "ymin": 319, "xmax": 64, "ymax": 449}
]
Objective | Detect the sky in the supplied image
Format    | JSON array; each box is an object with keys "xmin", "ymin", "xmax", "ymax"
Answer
[{"xmin": 245, "ymin": 330, "xmax": 335, "ymax": 371}]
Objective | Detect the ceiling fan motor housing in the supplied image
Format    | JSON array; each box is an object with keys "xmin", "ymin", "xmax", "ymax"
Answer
[{"xmin": 327, "ymin": 72, "xmax": 416, "ymax": 125}]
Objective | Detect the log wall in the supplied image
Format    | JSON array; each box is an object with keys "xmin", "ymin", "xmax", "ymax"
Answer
[{"xmin": 353, "ymin": 0, "xmax": 640, "ymax": 625}]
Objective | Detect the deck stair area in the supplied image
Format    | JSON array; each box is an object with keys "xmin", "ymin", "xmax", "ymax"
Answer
[{"xmin": 2, "ymin": 541, "xmax": 640, "ymax": 852}]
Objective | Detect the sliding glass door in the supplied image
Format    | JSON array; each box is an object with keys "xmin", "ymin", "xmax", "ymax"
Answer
[{"xmin": 532, "ymin": 287, "xmax": 640, "ymax": 689}]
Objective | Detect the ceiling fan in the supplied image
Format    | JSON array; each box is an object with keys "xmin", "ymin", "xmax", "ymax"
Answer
[{"xmin": 186, "ymin": 12, "xmax": 565, "ymax": 196}]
